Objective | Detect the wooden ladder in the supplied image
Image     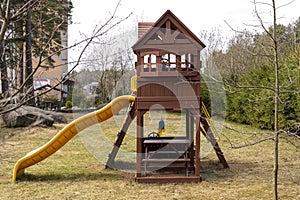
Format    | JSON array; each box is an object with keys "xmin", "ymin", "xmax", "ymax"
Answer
[
  {"xmin": 199, "ymin": 103, "xmax": 229, "ymax": 168},
  {"xmin": 142, "ymin": 138, "xmax": 192, "ymax": 176},
  {"xmin": 105, "ymin": 102, "xmax": 137, "ymax": 168}
]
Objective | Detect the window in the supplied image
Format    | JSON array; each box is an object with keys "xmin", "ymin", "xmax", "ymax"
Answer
[
  {"xmin": 162, "ymin": 53, "xmax": 177, "ymax": 71},
  {"xmin": 180, "ymin": 54, "xmax": 195, "ymax": 70},
  {"xmin": 143, "ymin": 54, "xmax": 157, "ymax": 72}
]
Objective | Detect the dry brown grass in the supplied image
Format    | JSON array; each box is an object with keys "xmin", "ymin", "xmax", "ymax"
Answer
[{"xmin": 0, "ymin": 112, "xmax": 299, "ymax": 200}]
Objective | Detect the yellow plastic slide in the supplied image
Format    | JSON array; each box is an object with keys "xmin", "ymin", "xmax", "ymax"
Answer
[{"xmin": 12, "ymin": 95, "xmax": 135, "ymax": 182}]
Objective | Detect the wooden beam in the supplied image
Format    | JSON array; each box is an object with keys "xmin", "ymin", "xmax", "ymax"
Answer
[
  {"xmin": 189, "ymin": 111, "xmax": 195, "ymax": 167},
  {"xmin": 200, "ymin": 117, "xmax": 229, "ymax": 168},
  {"xmin": 136, "ymin": 176, "xmax": 201, "ymax": 183},
  {"xmin": 195, "ymin": 115, "xmax": 201, "ymax": 176},
  {"xmin": 171, "ymin": 29, "xmax": 181, "ymax": 39},
  {"xmin": 105, "ymin": 103, "xmax": 136, "ymax": 168},
  {"xmin": 166, "ymin": 20, "xmax": 171, "ymax": 38},
  {"xmin": 157, "ymin": 30, "xmax": 164, "ymax": 40},
  {"xmin": 146, "ymin": 39, "xmax": 190, "ymax": 45},
  {"xmin": 186, "ymin": 110, "xmax": 190, "ymax": 139},
  {"xmin": 136, "ymin": 110, "xmax": 144, "ymax": 177}
]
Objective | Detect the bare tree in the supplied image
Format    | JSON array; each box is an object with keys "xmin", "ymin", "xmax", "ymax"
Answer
[
  {"xmin": 0, "ymin": 0, "xmax": 131, "ymax": 115},
  {"xmin": 238, "ymin": 1, "xmax": 294, "ymax": 198},
  {"xmin": 206, "ymin": 1, "xmax": 298, "ymax": 199},
  {"xmin": 80, "ymin": 24, "xmax": 136, "ymax": 103},
  {"xmin": 258, "ymin": 1, "xmax": 280, "ymax": 198},
  {"xmin": 0, "ymin": 0, "xmax": 71, "ymax": 110}
]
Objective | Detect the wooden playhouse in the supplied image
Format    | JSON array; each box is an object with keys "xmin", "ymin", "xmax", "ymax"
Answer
[
  {"xmin": 132, "ymin": 10, "xmax": 228, "ymax": 183},
  {"xmin": 106, "ymin": 10, "xmax": 228, "ymax": 183}
]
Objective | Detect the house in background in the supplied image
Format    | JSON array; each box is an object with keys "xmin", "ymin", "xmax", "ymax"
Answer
[
  {"xmin": 33, "ymin": 30, "xmax": 74, "ymax": 108},
  {"xmin": 83, "ymin": 82, "xmax": 98, "ymax": 96}
]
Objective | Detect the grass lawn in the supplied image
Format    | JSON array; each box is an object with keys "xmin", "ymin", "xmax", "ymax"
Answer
[{"xmin": 0, "ymin": 112, "xmax": 299, "ymax": 200}]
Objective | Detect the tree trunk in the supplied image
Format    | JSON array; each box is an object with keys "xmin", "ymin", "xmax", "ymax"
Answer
[
  {"xmin": 25, "ymin": 1, "xmax": 35, "ymax": 106},
  {"xmin": 0, "ymin": 39, "xmax": 8, "ymax": 96},
  {"xmin": 18, "ymin": 50, "xmax": 24, "ymax": 92},
  {"xmin": 272, "ymin": 0, "xmax": 279, "ymax": 199}
]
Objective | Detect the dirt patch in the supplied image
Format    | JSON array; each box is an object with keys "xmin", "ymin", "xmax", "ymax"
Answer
[
  {"xmin": 86, "ymin": 164, "xmax": 105, "ymax": 172},
  {"xmin": 122, "ymin": 172, "xmax": 135, "ymax": 180},
  {"xmin": 228, "ymin": 162, "xmax": 256, "ymax": 170},
  {"xmin": 0, "ymin": 176, "xmax": 11, "ymax": 183}
]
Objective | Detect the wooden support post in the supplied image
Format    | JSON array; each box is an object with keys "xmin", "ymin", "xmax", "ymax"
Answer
[
  {"xmin": 192, "ymin": 52, "xmax": 199, "ymax": 70},
  {"xmin": 176, "ymin": 55, "xmax": 181, "ymax": 71},
  {"xmin": 196, "ymin": 51, "xmax": 201, "ymax": 70},
  {"xmin": 106, "ymin": 103, "xmax": 136, "ymax": 168},
  {"xmin": 165, "ymin": 21, "xmax": 171, "ymax": 39},
  {"xmin": 157, "ymin": 55, "xmax": 162, "ymax": 72},
  {"xmin": 186, "ymin": 110, "xmax": 190, "ymax": 139},
  {"xmin": 136, "ymin": 53, "xmax": 141, "ymax": 76},
  {"xmin": 136, "ymin": 110, "xmax": 144, "ymax": 178},
  {"xmin": 189, "ymin": 112, "xmax": 195, "ymax": 140},
  {"xmin": 168, "ymin": 53, "xmax": 171, "ymax": 71},
  {"xmin": 200, "ymin": 117, "xmax": 229, "ymax": 168},
  {"xmin": 195, "ymin": 115, "xmax": 201, "ymax": 177},
  {"xmin": 189, "ymin": 111, "xmax": 195, "ymax": 167}
]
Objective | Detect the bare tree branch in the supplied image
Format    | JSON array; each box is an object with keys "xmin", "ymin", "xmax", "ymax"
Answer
[
  {"xmin": 253, "ymin": 0, "xmax": 274, "ymax": 41},
  {"xmin": 230, "ymin": 136, "xmax": 274, "ymax": 149},
  {"xmin": 0, "ymin": 1, "xmax": 132, "ymax": 115},
  {"xmin": 223, "ymin": 124, "xmax": 274, "ymax": 135},
  {"xmin": 251, "ymin": 1, "xmax": 273, "ymax": 7},
  {"xmin": 276, "ymin": 0, "xmax": 295, "ymax": 10}
]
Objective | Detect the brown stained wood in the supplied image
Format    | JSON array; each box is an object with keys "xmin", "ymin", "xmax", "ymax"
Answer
[
  {"xmin": 131, "ymin": 10, "xmax": 228, "ymax": 183},
  {"xmin": 132, "ymin": 10, "xmax": 206, "ymax": 52},
  {"xmin": 106, "ymin": 103, "xmax": 137, "ymax": 168},
  {"xmin": 200, "ymin": 117, "xmax": 229, "ymax": 169},
  {"xmin": 189, "ymin": 114, "xmax": 195, "ymax": 167},
  {"xmin": 137, "ymin": 81, "xmax": 200, "ymax": 99},
  {"xmin": 135, "ymin": 102, "xmax": 200, "ymax": 110},
  {"xmin": 136, "ymin": 176, "xmax": 201, "ymax": 184},
  {"xmin": 146, "ymin": 39, "xmax": 191, "ymax": 45},
  {"xmin": 138, "ymin": 22, "xmax": 155, "ymax": 39},
  {"xmin": 145, "ymin": 84, "xmax": 150, "ymax": 96},
  {"xmin": 195, "ymin": 116, "xmax": 201, "ymax": 176},
  {"xmin": 142, "ymin": 158, "xmax": 190, "ymax": 162},
  {"xmin": 137, "ymin": 77, "xmax": 200, "ymax": 84},
  {"xmin": 138, "ymin": 44, "xmax": 199, "ymax": 55},
  {"xmin": 136, "ymin": 97, "xmax": 201, "ymax": 104},
  {"xmin": 143, "ymin": 138, "xmax": 190, "ymax": 144},
  {"xmin": 186, "ymin": 111, "xmax": 190, "ymax": 139},
  {"xmin": 136, "ymin": 110, "xmax": 144, "ymax": 177}
]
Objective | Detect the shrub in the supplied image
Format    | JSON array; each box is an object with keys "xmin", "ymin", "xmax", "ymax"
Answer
[{"xmin": 65, "ymin": 100, "xmax": 73, "ymax": 109}]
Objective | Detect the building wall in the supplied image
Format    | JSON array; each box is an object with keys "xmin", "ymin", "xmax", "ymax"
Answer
[{"xmin": 33, "ymin": 30, "xmax": 68, "ymax": 101}]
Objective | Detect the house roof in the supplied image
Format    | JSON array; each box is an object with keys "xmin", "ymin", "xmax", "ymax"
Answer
[
  {"xmin": 34, "ymin": 84, "xmax": 67, "ymax": 93},
  {"xmin": 132, "ymin": 10, "xmax": 206, "ymax": 53},
  {"xmin": 138, "ymin": 22, "xmax": 155, "ymax": 39}
]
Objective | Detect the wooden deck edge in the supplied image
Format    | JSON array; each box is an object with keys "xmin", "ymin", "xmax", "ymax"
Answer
[{"xmin": 135, "ymin": 176, "xmax": 201, "ymax": 183}]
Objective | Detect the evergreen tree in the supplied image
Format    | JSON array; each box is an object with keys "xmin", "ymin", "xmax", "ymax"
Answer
[{"xmin": 0, "ymin": 0, "xmax": 73, "ymax": 105}]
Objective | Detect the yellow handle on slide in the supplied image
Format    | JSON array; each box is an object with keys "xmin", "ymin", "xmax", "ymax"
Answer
[{"xmin": 131, "ymin": 75, "xmax": 137, "ymax": 92}]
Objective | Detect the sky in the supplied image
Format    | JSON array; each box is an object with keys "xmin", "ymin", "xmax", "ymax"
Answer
[{"xmin": 68, "ymin": 0, "xmax": 300, "ymax": 63}]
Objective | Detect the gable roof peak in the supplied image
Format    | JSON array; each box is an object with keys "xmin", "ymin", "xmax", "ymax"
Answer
[{"xmin": 132, "ymin": 10, "xmax": 206, "ymax": 51}]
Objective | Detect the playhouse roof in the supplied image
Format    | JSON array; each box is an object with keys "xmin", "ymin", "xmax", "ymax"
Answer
[{"xmin": 132, "ymin": 10, "xmax": 206, "ymax": 53}]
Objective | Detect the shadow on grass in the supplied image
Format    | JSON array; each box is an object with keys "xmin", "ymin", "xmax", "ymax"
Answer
[
  {"xmin": 111, "ymin": 160, "xmax": 238, "ymax": 181},
  {"xmin": 108, "ymin": 161, "xmax": 136, "ymax": 171},
  {"xmin": 17, "ymin": 169, "xmax": 128, "ymax": 183},
  {"xmin": 200, "ymin": 158, "xmax": 258, "ymax": 181},
  {"xmin": 16, "ymin": 160, "xmax": 253, "ymax": 183}
]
